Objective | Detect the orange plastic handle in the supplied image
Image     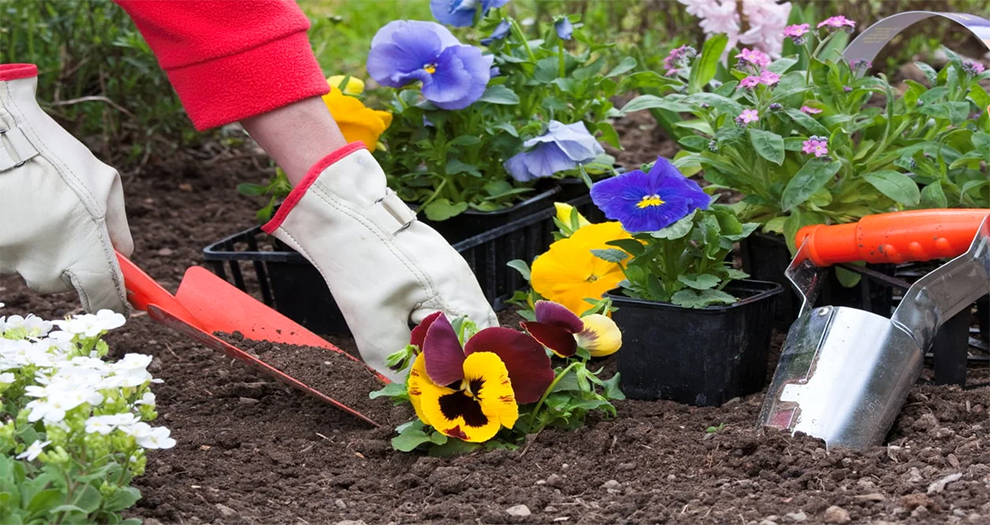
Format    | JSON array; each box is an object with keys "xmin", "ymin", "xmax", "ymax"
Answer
[
  {"xmin": 794, "ymin": 209, "xmax": 989, "ymax": 266},
  {"xmin": 115, "ymin": 251, "xmax": 204, "ymax": 330}
]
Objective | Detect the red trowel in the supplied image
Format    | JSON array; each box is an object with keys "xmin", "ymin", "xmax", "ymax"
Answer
[{"xmin": 114, "ymin": 251, "xmax": 386, "ymax": 427}]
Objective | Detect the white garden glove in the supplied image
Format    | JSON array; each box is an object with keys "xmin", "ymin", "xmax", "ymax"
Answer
[
  {"xmin": 0, "ymin": 64, "xmax": 133, "ymax": 313},
  {"xmin": 262, "ymin": 143, "xmax": 498, "ymax": 380}
]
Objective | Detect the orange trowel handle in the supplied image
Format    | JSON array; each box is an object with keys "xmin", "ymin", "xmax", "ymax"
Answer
[
  {"xmin": 115, "ymin": 251, "xmax": 204, "ymax": 330},
  {"xmin": 795, "ymin": 209, "xmax": 989, "ymax": 266}
]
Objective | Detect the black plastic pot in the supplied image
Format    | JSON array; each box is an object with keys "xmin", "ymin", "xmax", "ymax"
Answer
[
  {"xmin": 419, "ymin": 184, "xmax": 561, "ymax": 244},
  {"xmin": 608, "ymin": 279, "xmax": 783, "ymax": 407},
  {"xmin": 739, "ymin": 232, "xmax": 894, "ymax": 329}
]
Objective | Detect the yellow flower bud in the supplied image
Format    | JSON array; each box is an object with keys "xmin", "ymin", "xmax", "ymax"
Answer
[
  {"xmin": 321, "ymin": 85, "xmax": 392, "ymax": 152},
  {"xmin": 327, "ymin": 75, "xmax": 365, "ymax": 95}
]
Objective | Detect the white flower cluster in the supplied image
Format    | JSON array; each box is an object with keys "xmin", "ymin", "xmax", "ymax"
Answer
[
  {"xmin": 1, "ymin": 308, "xmax": 174, "ymax": 465},
  {"xmin": 677, "ymin": 0, "xmax": 792, "ymax": 58}
]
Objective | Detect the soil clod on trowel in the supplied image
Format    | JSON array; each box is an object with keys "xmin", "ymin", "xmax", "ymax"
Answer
[{"xmin": 216, "ymin": 331, "xmax": 411, "ymax": 426}]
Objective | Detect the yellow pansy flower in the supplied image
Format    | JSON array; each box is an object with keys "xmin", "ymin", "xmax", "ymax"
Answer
[
  {"xmin": 321, "ymin": 81, "xmax": 392, "ymax": 152},
  {"xmin": 531, "ymin": 222, "xmax": 631, "ymax": 316}
]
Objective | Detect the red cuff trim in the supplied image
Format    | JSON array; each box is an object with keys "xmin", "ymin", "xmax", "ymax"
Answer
[
  {"xmin": 0, "ymin": 64, "xmax": 38, "ymax": 81},
  {"xmin": 262, "ymin": 142, "xmax": 368, "ymax": 234},
  {"xmin": 163, "ymin": 31, "xmax": 329, "ymax": 131}
]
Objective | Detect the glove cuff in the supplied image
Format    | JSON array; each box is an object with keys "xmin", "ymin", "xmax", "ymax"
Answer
[
  {"xmin": 262, "ymin": 141, "xmax": 367, "ymax": 234},
  {"xmin": 0, "ymin": 64, "xmax": 38, "ymax": 81}
]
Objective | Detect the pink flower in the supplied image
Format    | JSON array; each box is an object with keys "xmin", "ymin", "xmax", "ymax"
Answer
[
  {"xmin": 800, "ymin": 105, "xmax": 822, "ymax": 114},
  {"xmin": 802, "ymin": 136, "xmax": 829, "ymax": 157},
  {"xmin": 740, "ymin": 76, "xmax": 762, "ymax": 89},
  {"xmin": 963, "ymin": 60, "xmax": 986, "ymax": 75},
  {"xmin": 759, "ymin": 70, "xmax": 780, "ymax": 86},
  {"xmin": 817, "ymin": 16, "xmax": 856, "ymax": 31},
  {"xmin": 736, "ymin": 109, "xmax": 760, "ymax": 126},
  {"xmin": 663, "ymin": 45, "xmax": 697, "ymax": 75},
  {"xmin": 784, "ymin": 23, "xmax": 809, "ymax": 38},
  {"xmin": 736, "ymin": 48, "xmax": 770, "ymax": 68}
]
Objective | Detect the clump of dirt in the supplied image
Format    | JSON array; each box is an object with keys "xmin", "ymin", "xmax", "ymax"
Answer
[{"xmin": 216, "ymin": 331, "xmax": 406, "ymax": 427}]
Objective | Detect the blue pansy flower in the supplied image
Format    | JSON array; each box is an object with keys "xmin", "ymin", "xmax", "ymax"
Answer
[
  {"xmin": 367, "ymin": 21, "xmax": 493, "ymax": 110},
  {"xmin": 481, "ymin": 18, "xmax": 512, "ymax": 46},
  {"xmin": 504, "ymin": 121, "xmax": 604, "ymax": 182},
  {"xmin": 554, "ymin": 17, "xmax": 573, "ymax": 40},
  {"xmin": 590, "ymin": 158, "xmax": 710, "ymax": 232},
  {"xmin": 431, "ymin": 0, "xmax": 512, "ymax": 27}
]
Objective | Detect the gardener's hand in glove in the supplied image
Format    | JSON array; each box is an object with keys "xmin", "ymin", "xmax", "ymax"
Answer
[
  {"xmin": 258, "ymin": 141, "xmax": 498, "ymax": 381},
  {"xmin": 0, "ymin": 64, "xmax": 133, "ymax": 313}
]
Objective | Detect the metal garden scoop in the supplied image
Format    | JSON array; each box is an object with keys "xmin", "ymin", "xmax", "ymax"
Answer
[{"xmin": 759, "ymin": 210, "xmax": 990, "ymax": 448}]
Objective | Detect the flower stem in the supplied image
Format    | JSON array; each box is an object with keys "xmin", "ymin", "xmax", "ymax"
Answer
[
  {"xmin": 527, "ymin": 361, "xmax": 580, "ymax": 430},
  {"xmin": 557, "ymin": 41, "xmax": 566, "ymax": 78},
  {"xmin": 509, "ymin": 18, "xmax": 537, "ymax": 63}
]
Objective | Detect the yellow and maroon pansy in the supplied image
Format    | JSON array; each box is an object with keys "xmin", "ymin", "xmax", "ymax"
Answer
[
  {"xmin": 522, "ymin": 301, "xmax": 622, "ymax": 358},
  {"xmin": 419, "ymin": 313, "xmax": 555, "ymax": 404}
]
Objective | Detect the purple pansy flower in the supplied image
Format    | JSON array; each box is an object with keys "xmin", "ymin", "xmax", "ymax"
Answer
[
  {"xmin": 367, "ymin": 21, "xmax": 493, "ymax": 110},
  {"xmin": 818, "ymin": 16, "xmax": 856, "ymax": 32},
  {"xmin": 504, "ymin": 121, "xmax": 604, "ymax": 182},
  {"xmin": 736, "ymin": 109, "xmax": 759, "ymax": 126},
  {"xmin": 591, "ymin": 157, "xmax": 709, "ymax": 233},
  {"xmin": 555, "ymin": 17, "xmax": 574, "ymax": 40},
  {"xmin": 430, "ymin": 0, "xmax": 511, "ymax": 27},
  {"xmin": 481, "ymin": 18, "xmax": 511, "ymax": 45},
  {"xmin": 802, "ymin": 136, "xmax": 829, "ymax": 157},
  {"xmin": 736, "ymin": 48, "xmax": 770, "ymax": 68}
]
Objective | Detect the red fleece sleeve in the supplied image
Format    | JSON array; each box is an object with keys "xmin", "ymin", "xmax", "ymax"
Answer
[{"xmin": 114, "ymin": 0, "xmax": 329, "ymax": 131}]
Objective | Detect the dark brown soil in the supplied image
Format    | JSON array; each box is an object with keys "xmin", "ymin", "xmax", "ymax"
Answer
[
  {"xmin": 1, "ymin": 135, "xmax": 988, "ymax": 525},
  {"xmin": 216, "ymin": 331, "xmax": 403, "ymax": 428}
]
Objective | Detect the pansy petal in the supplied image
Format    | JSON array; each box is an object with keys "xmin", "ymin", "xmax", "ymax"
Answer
[
  {"xmin": 372, "ymin": 20, "xmax": 459, "ymax": 49},
  {"xmin": 406, "ymin": 352, "xmax": 440, "ymax": 424},
  {"xmin": 521, "ymin": 321, "xmax": 577, "ymax": 358},
  {"xmin": 575, "ymin": 314, "xmax": 622, "ymax": 357},
  {"xmin": 504, "ymin": 151, "xmax": 536, "ymax": 182},
  {"xmin": 423, "ymin": 314, "xmax": 466, "ymax": 386},
  {"xmin": 411, "ymin": 311, "xmax": 445, "ymax": 348},
  {"xmin": 464, "ymin": 328, "xmax": 553, "ymax": 404},
  {"xmin": 430, "ymin": 0, "xmax": 478, "ymax": 27},
  {"xmin": 463, "ymin": 352, "xmax": 518, "ymax": 429},
  {"xmin": 534, "ymin": 300, "xmax": 584, "ymax": 333}
]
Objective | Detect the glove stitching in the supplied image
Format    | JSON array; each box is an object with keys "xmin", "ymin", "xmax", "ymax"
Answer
[{"xmin": 307, "ymin": 183, "xmax": 451, "ymax": 313}]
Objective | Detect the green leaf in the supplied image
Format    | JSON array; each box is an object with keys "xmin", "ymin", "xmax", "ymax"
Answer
[
  {"xmin": 596, "ymin": 121, "xmax": 621, "ymax": 149},
  {"xmin": 236, "ymin": 183, "xmax": 267, "ymax": 197},
  {"xmin": 605, "ymin": 56, "xmax": 637, "ymax": 78},
  {"xmin": 747, "ymin": 128, "xmax": 785, "ymax": 165},
  {"xmin": 686, "ymin": 93, "xmax": 744, "ymax": 116},
  {"xmin": 914, "ymin": 62, "xmax": 938, "ymax": 85},
  {"xmin": 677, "ymin": 274, "xmax": 720, "ymax": 290},
  {"xmin": 862, "ymin": 171, "xmax": 921, "ymax": 206},
  {"xmin": 671, "ymin": 288, "xmax": 737, "ymax": 309},
  {"xmin": 369, "ymin": 382, "xmax": 408, "ymax": 399},
  {"xmin": 834, "ymin": 266, "xmax": 863, "ymax": 288},
  {"xmin": 784, "ymin": 108, "xmax": 829, "ymax": 136},
  {"xmin": 602, "ymin": 373, "xmax": 625, "ymax": 400},
  {"xmin": 423, "ymin": 199, "xmax": 469, "ymax": 221},
  {"xmin": 506, "ymin": 259, "xmax": 531, "ymax": 280},
  {"xmin": 448, "ymin": 135, "xmax": 481, "ymax": 147},
  {"xmin": 605, "ymin": 238, "xmax": 645, "ymax": 256},
  {"xmin": 478, "ymin": 85, "xmax": 520, "ymax": 105},
  {"xmin": 591, "ymin": 248, "xmax": 630, "ymax": 263},
  {"xmin": 679, "ymin": 135, "xmax": 710, "ymax": 151},
  {"xmin": 689, "ymin": 33, "xmax": 728, "ymax": 93},
  {"xmin": 918, "ymin": 101, "xmax": 970, "ymax": 125},
  {"xmin": 649, "ymin": 210, "xmax": 697, "ymax": 239},
  {"xmin": 617, "ymin": 94, "xmax": 682, "ymax": 115},
  {"xmin": 490, "ymin": 122, "xmax": 519, "ymax": 137},
  {"xmin": 725, "ymin": 268, "xmax": 750, "ymax": 280},
  {"xmin": 920, "ymin": 180, "xmax": 948, "ymax": 208},
  {"xmin": 71, "ymin": 485, "xmax": 102, "ymax": 514},
  {"xmin": 445, "ymin": 159, "xmax": 481, "ymax": 177},
  {"xmin": 27, "ymin": 489, "xmax": 63, "ymax": 514},
  {"xmin": 103, "ymin": 486, "xmax": 141, "ymax": 513},
  {"xmin": 428, "ymin": 438, "xmax": 481, "ymax": 457},
  {"xmin": 766, "ymin": 57, "xmax": 798, "ymax": 75},
  {"xmin": 673, "ymin": 119, "xmax": 714, "ymax": 135},
  {"xmin": 783, "ymin": 137, "xmax": 807, "ymax": 151},
  {"xmin": 392, "ymin": 426, "xmax": 445, "ymax": 452},
  {"xmin": 780, "ymin": 160, "xmax": 842, "ymax": 211}
]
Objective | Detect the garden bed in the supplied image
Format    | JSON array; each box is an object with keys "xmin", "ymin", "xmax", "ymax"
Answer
[{"xmin": 1, "ymin": 134, "xmax": 988, "ymax": 525}]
